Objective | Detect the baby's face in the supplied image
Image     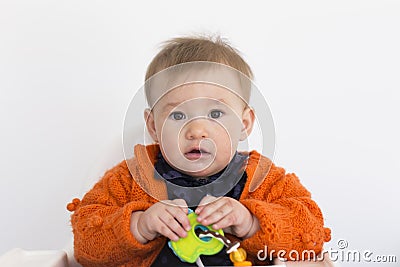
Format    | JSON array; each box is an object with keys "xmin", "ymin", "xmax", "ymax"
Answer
[{"xmin": 145, "ymin": 83, "xmax": 254, "ymax": 177}]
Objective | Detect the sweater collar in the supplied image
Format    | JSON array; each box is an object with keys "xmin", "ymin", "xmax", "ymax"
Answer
[
  {"xmin": 133, "ymin": 143, "xmax": 272, "ymax": 194},
  {"xmin": 154, "ymin": 150, "xmax": 247, "ymax": 187}
]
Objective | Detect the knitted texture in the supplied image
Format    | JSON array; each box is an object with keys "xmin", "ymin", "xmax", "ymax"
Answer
[{"xmin": 68, "ymin": 144, "xmax": 331, "ymax": 266}]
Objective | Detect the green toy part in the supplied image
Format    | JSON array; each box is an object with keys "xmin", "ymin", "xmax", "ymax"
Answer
[{"xmin": 169, "ymin": 211, "xmax": 225, "ymax": 263}]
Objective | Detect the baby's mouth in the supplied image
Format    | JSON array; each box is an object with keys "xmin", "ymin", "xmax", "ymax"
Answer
[{"xmin": 184, "ymin": 148, "xmax": 211, "ymax": 160}]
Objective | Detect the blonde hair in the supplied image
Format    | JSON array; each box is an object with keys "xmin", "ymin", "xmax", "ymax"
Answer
[{"xmin": 145, "ymin": 35, "xmax": 253, "ymax": 81}]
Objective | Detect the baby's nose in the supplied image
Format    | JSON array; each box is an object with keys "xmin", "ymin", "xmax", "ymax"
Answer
[{"xmin": 184, "ymin": 119, "xmax": 209, "ymax": 140}]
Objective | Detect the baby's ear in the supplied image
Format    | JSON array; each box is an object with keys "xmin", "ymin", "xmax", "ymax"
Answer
[
  {"xmin": 239, "ymin": 107, "xmax": 255, "ymax": 141},
  {"xmin": 144, "ymin": 108, "xmax": 158, "ymax": 142}
]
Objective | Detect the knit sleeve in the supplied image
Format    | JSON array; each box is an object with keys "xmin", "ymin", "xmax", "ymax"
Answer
[
  {"xmin": 240, "ymin": 165, "xmax": 331, "ymax": 262},
  {"xmin": 68, "ymin": 160, "xmax": 164, "ymax": 267}
]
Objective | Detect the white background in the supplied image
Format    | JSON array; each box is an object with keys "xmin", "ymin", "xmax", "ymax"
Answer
[{"xmin": 1, "ymin": 1, "xmax": 399, "ymax": 266}]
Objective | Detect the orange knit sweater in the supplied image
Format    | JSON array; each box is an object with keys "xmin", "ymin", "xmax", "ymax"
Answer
[{"xmin": 68, "ymin": 144, "xmax": 331, "ymax": 266}]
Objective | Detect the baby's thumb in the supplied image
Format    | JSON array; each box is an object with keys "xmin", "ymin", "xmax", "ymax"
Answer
[{"xmin": 195, "ymin": 194, "xmax": 216, "ymax": 214}]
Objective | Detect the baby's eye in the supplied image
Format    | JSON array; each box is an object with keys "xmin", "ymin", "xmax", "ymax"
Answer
[
  {"xmin": 170, "ymin": 111, "xmax": 186, "ymax": 120},
  {"xmin": 209, "ymin": 110, "xmax": 223, "ymax": 119}
]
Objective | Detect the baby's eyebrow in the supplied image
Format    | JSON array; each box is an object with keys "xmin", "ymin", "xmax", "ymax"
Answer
[
  {"xmin": 164, "ymin": 102, "xmax": 180, "ymax": 109},
  {"xmin": 164, "ymin": 98, "xmax": 228, "ymax": 109}
]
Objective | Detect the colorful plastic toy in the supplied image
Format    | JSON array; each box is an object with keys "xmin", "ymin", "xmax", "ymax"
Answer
[
  {"xmin": 169, "ymin": 209, "xmax": 252, "ymax": 266},
  {"xmin": 168, "ymin": 210, "xmax": 225, "ymax": 263}
]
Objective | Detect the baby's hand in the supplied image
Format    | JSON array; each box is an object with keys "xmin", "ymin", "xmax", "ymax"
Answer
[
  {"xmin": 195, "ymin": 195, "xmax": 259, "ymax": 238},
  {"xmin": 131, "ymin": 199, "xmax": 191, "ymax": 243}
]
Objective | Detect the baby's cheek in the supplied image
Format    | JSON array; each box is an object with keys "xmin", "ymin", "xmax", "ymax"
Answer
[
  {"xmin": 215, "ymin": 148, "xmax": 233, "ymax": 166},
  {"xmin": 160, "ymin": 126, "xmax": 181, "ymax": 145},
  {"xmin": 217, "ymin": 132, "xmax": 235, "ymax": 152}
]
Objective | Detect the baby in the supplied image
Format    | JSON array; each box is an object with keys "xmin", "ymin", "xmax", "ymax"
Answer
[{"xmin": 67, "ymin": 36, "xmax": 331, "ymax": 266}]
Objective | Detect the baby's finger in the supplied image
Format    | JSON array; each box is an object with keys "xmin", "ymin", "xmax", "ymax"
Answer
[
  {"xmin": 168, "ymin": 207, "xmax": 191, "ymax": 231},
  {"xmin": 210, "ymin": 214, "xmax": 236, "ymax": 230},
  {"xmin": 197, "ymin": 199, "xmax": 228, "ymax": 224},
  {"xmin": 198, "ymin": 204, "xmax": 233, "ymax": 226},
  {"xmin": 159, "ymin": 213, "xmax": 188, "ymax": 239},
  {"xmin": 195, "ymin": 195, "xmax": 218, "ymax": 214},
  {"xmin": 171, "ymin": 199, "xmax": 189, "ymax": 214},
  {"xmin": 156, "ymin": 222, "xmax": 180, "ymax": 242}
]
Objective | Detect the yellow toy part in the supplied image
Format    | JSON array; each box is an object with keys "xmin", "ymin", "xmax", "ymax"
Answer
[
  {"xmin": 233, "ymin": 261, "xmax": 252, "ymax": 266},
  {"xmin": 230, "ymin": 247, "xmax": 252, "ymax": 266},
  {"xmin": 230, "ymin": 247, "xmax": 247, "ymax": 262},
  {"xmin": 169, "ymin": 211, "xmax": 225, "ymax": 263}
]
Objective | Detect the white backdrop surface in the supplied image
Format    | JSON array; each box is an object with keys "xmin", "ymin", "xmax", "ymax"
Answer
[{"xmin": 0, "ymin": 1, "xmax": 399, "ymax": 266}]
